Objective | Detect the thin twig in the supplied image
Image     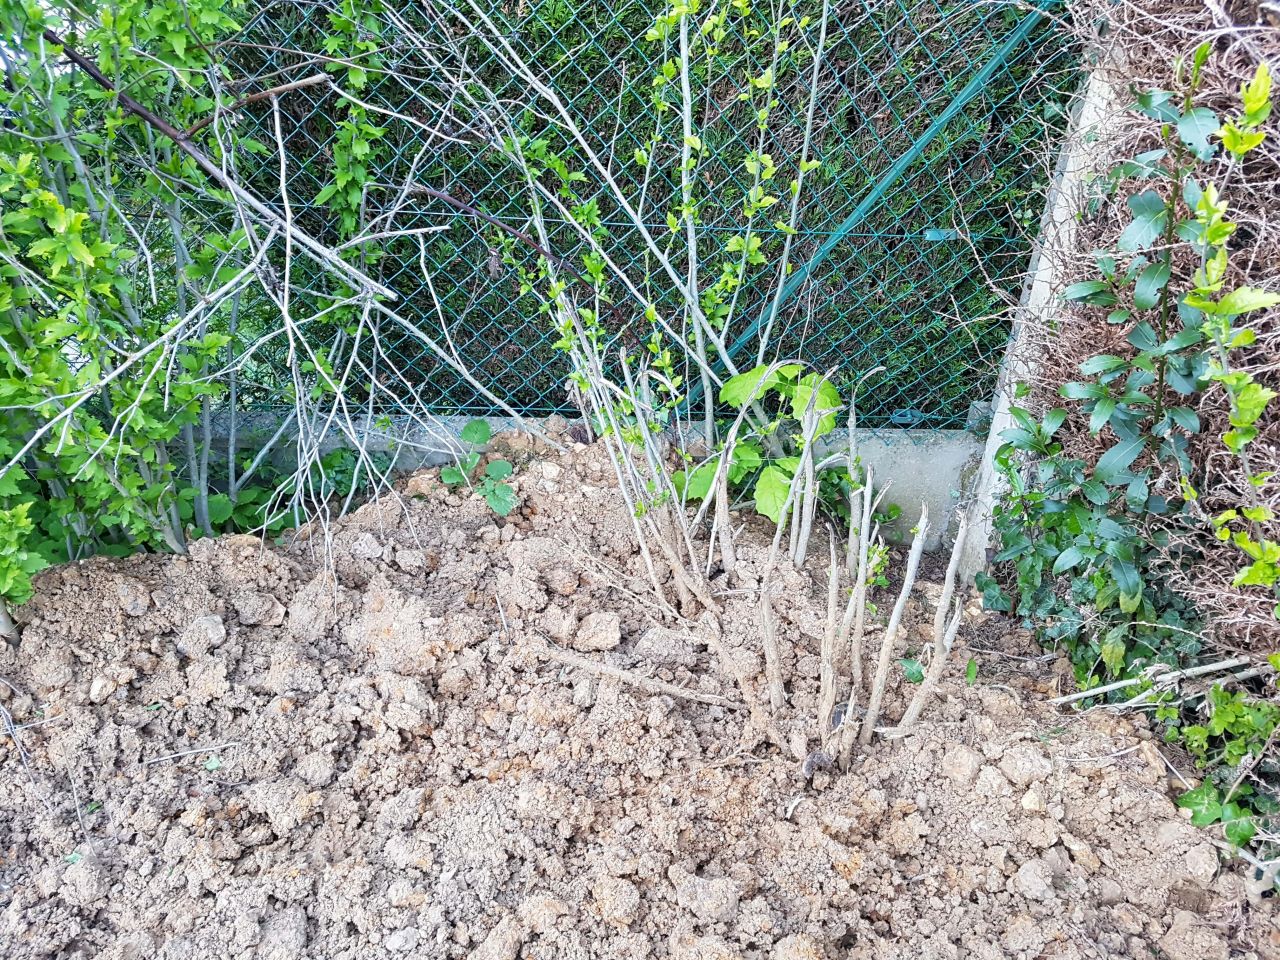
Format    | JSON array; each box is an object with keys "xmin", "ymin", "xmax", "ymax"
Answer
[
  {"xmin": 142, "ymin": 741, "xmax": 238, "ymax": 766},
  {"xmin": 530, "ymin": 639, "xmax": 743, "ymax": 710},
  {"xmin": 861, "ymin": 503, "xmax": 929, "ymax": 744},
  {"xmin": 1049, "ymin": 656, "xmax": 1254, "ymax": 705},
  {"xmin": 894, "ymin": 514, "xmax": 970, "ymax": 735},
  {"xmin": 182, "ymin": 73, "xmax": 327, "ymax": 137}
]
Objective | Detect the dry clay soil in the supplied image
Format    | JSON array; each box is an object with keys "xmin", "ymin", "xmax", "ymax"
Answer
[{"xmin": 2, "ymin": 435, "xmax": 1277, "ymax": 960}]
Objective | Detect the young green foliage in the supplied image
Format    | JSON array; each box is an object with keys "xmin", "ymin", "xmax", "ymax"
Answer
[
  {"xmin": 439, "ymin": 420, "xmax": 518, "ymax": 517},
  {"xmin": 674, "ymin": 362, "xmax": 892, "ymax": 530}
]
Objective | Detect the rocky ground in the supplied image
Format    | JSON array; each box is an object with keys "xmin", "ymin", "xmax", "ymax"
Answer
[{"xmin": 1, "ymin": 433, "xmax": 1276, "ymax": 959}]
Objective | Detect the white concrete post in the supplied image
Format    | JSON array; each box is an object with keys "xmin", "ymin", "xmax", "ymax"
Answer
[{"xmin": 958, "ymin": 67, "xmax": 1124, "ymax": 581}]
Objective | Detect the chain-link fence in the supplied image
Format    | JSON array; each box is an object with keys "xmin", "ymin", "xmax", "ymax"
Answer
[{"xmin": 228, "ymin": 0, "xmax": 1075, "ymax": 431}]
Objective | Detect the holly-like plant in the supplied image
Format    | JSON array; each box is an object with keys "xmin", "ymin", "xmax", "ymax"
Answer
[
  {"xmin": 982, "ymin": 57, "xmax": 1276, "ymax": 682},
  {"xmin": 984, "ymin": 53, "xmax": 1277, "ymax": 852}
]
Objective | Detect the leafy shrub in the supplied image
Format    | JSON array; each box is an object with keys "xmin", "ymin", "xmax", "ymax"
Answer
[
  {"xmin": 983, "ymin": 55, "xmax": 1278, "ymax": 849},
  {"xmin": 674, "ymin": 362, "xmax": 899, "ymax": 535}
]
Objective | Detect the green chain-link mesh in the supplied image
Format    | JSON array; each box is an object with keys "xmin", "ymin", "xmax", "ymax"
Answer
[{"xmin": 228, "ymin": 0, "xmax": 1074, "ymax": 430}]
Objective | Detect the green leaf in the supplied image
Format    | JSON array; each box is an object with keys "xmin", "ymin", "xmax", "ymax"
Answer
[
  {"xmin": 1117, "ymin": 190, "xmax": 1168, "ymax": 252},
  {"xmin": 460, "ymin": 419, "xmax": 492, "ymax": 445},
  {"xmin": 1063, "ymin": 280, "xmax": 1114, "ymax": 305},
  {"xmin": 1080, "ymin": 479, "xmax": 1111, "ymax": 505},
  {"xmin": 207, "ymin": 494, "xmax": 234, "ymax": 526},
  {"xmin": 1052, "ymin": 545, "xmax": 1086, "ymax": 574},
  {"xmin": 1241, "ymin": 62, "xmax": 1272, "ymax": 125},
  {"xmin": 790, "ymin": 374, "xmax": 842, "ymax": 436},
  {"xmin": 1113, "ymin": 148, "xmax": 1167, "ymax": 179},
  {"xmin": 65, "ymin": 237, "xmax": 95, "ymax": 266},
  {"xmin": 1042, "ymin": 408, "xmax": 1068, "ymax": 437},
  {"xmin": 1221, "ymin": 802, "xmax": 1257, "ymax": 848},
  {"xmin": 899, "ymin": 658, "xmax": 925, "ymax": 684},
  {"xmin": 485, "ymin": 482, "xmax": 518, "ymax": 516},
  {"xmin": 1094, "ymin": 436, "xmax": 1147, "ymax": 485},
  {"xmin": 485, "ymin": 460, "xmax": 513, "ymax": 481},
  {"xmin": 1112, "ymin": 558, "xmax": 1142, "ymax": 599},
  {"xmin": 1100, "ymin": 635, "xmax": 1127, "ymax": 675},
  {"xmin": 965, "ymin": 657, "xmax": 978, "ymax": 686},
  {"xmin": 1232, "ymin": 381, "xmax": 1277, "ymax": 425},
  {"xmin": 1191, "ymin": 41, "xmax": 1211, "ymax": 87},
  {"xmin": 677, "ymin": 461, "xmax": 718, "ymax": 501},
  {"xmin": 1221, "ymin": 121, "xmax": 1265, "ymax": 158},
  {"xmin": 727, "ymin": 440, "xmax": 763, "ymax": 484},
  {"xmin": 752, "ymin": 465, "xmax": 792, "ymax": 524},
  {"xmin": 1089, "ymin": 397, "xmax": 1117, "ymax": 434},
  {"xmin": 1133, "ymin": 260, "xmax": 1171, "ymax": 310},
  {"xmin": 1134, "ymin": 89, "xmax": 1179, "ymax": 121},
  {"xmin": 0, "ymin": 468, "xmax": 22, "ymax": 498},
  {"xmin": 1177, "ymin": 107, "xmax": 1220, "ymax": 160},
  {"xmin": 1214, "ymin": 287, "xmax": 1280, "ymax": 317},
  {"xmin": 1079, "ymin": 355, "xmax": 1128, "ymax": 375},
  {"xmin": 440, "ymin": 466, "xmax": 467, "ymax": 486},
  {"xmin": 1061, "ymin": 381, "xmax": 1107, "ymax": 400},
  {"xmin": 1127, "ymin": 322, "xmax": 1159, "ymax": 351},
  {"xmin": 203, "ymin": 755, "xmax": 223, "ymax": 772},
  {"xmin": 1168, "ymin": 407, "xmax": 1200, "ymax": 433},
  {"xmin": 719, "ymin": 364, "xmax": 800, "ymax": 408},
  {"xmin": 1176, "ymin": 782, "xmax": 1223, "ymax": 827}
]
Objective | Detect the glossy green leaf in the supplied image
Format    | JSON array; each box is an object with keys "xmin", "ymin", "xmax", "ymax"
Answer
[
  {"xmin": 1079, "ymin": 355, "xmax": 1128, "ymax": 375},
  {"xmin": 1177, "ymin": 107, "xmax": 1219, "ymax": 160},
  {"xmin": 1063, "ymin": 280, "xmax": 1113, "ymax": 305},
  {"xmin": 1134, "ymin": 89, "xmax": 1178, "ymax": 121},
  {"xmin": 1094, "ymin": 436, "xmax": 1146, "ymax": 485},
  {"xmin": 1176, "ymin": 783, "xmax": 1223, "ymax": 827},
  {"xmin": 1222, "ymin": 802, "xmax": 1257, "ymax": 848},
  {"xmin": 1117, "ymin": 190, "xmax": 1168, "ymax": 252},
  {"xmin": 1052, "ymin": 545, "xmax": 1086, "ymax": 574},
  {"xmin": 1089, "ymin": 397, "xmax": 1117, "ymax": 434},
  {"xmin": 1133, "ymin": 261, "xmax": 1171, "ymax": 310},
  {"xmin": 1215, "ymin": 287, "xmax": 1280, "ymax": 317},
  {"xmin": 1061, "ymin": 381, "xmax": 1107, "ymax": 400},
  {"xmin": 1112, "ymin": 558, "xmax": 1142, "ymax": 598},
  {"xmin": 1042, "ymin": 408, "xmax": 1068, "ymax": 437},
  {"xmin": 1167, "ymin": 407, "xmax": 1200, "ymax": 433}
]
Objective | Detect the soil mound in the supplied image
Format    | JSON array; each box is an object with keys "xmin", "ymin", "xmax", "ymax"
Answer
[{"xmin": 0, "ymin": 438, "xmax": 1271, "ymax": 958}]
